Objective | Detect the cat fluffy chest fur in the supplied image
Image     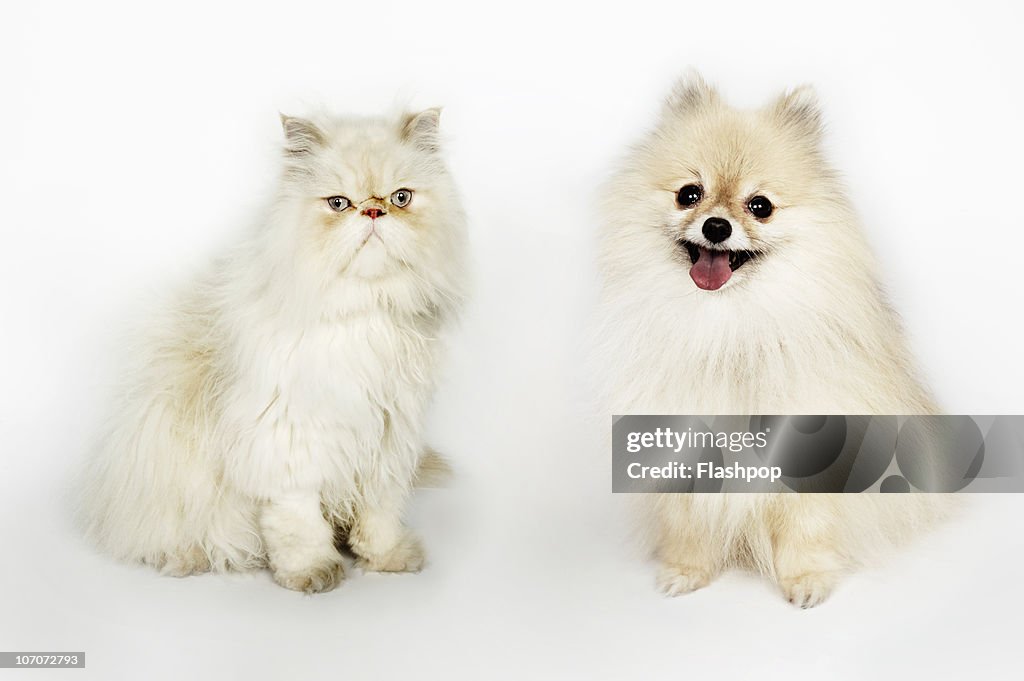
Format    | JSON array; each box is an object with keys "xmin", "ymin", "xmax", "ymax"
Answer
[{"xmin": 220, "ymin": 307, "xmax": 440, "ymax": 496}]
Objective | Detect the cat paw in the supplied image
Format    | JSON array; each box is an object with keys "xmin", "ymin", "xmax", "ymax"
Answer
[
  {"xmin": 356, "ymin": 534, "xmax": 425, "ymax": 573},
  {"xmin": 657, "ymin": 564, "xmax": 714, "ymax": 597},
  {"xmin": 778, "ymin": 572, "xmax": 838, "ymax": 609},
  {"xmin": 155, "ymin": 546, "xmax": 212, "ymax": 577},
  {"xmin": 272, "ymin": 558, "xmax": 346, "ymax": 594}
]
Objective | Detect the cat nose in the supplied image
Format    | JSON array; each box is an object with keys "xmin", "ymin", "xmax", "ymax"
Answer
[
  {"xmin": 702, "ymin": 217, "xmax": 732, "ymax": 244},
  {"xmin": 362, "ymin": 207, "xmax": 386, "ymax": 219}
]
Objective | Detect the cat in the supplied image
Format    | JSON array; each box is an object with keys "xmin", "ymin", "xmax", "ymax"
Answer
[{"xmin": 80, "ymin": 108, "xmax": 467, "ymax": 593}]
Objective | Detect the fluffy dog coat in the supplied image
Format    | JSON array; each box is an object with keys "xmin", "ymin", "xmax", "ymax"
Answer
[
  {"xmin": 81, "ymin": 109, "xmax": 466, "ymax": 592},
  {"xmin": 594, "ymin": 76, "xmax": 948, "ymax": 607}
]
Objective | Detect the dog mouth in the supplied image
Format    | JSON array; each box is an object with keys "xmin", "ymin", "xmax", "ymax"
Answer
[{"xmin": 679, "ymin": 240, "xmax": 760, "ymax": 291}]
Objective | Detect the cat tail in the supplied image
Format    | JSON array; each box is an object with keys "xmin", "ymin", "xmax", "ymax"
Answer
[{"xmin": 414, "ymin": 446, "xmax": 452, "ymax": 487}]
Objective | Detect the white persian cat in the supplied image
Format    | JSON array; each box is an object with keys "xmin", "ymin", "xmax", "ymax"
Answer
[
  {"xmin": 593, "ymin": 75, "xmax": 949, "ymax": 607},
  {"xmin": 81, "ymin": 108, "xmax": 466, "ymax": 593}
]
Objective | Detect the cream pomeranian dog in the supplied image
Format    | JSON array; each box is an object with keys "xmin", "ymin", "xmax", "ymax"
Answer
[
  {"xmin": 593, "ymin": 75, "xmax": 949, "ymax": 607},
  {"xmin": 80, "ymin": 109, "xmax": 466, "ymax": 593}
]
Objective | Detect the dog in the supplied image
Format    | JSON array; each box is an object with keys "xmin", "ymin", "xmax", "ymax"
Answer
[{"xmin": 593, "ymin": 75, "xmax": 949, "ymax": 607}]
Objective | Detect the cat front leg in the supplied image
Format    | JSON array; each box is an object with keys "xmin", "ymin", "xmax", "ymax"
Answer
[
  {"xmin": 349, "ymin": 477, "xmax": 423, "ymax": 574},
  {"xmin": 260, "ymin": 489, "xmax": 345, "ymax": 593}
]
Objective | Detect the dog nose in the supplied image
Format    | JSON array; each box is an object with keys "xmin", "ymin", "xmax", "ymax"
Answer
[
  {"xmin": 362, "ymin": 207, "xmax": 385, "ymax": 219},
  {"xmin": 702, "ymin": 217, "xmax": 732, "ymax": 244}
]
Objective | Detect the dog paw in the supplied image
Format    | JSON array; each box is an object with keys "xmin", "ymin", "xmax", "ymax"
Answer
[
  {"xmin": 778, "ymin": 572, "xmax": 838, "ymax": 609},
  {"xmin": 155, "ymin": 546, "xmax": 212, "ymax": 577},
  {"xmin": 357, "ymin": 534, "xmax": 425, "ymax": 573},
  {"xmin": 657, "ymin": 564, "xmax": 714, "ymax": 597},
  {"xmin": 272, "ymin": 558, "xmax": 346, "ymax": 594}
]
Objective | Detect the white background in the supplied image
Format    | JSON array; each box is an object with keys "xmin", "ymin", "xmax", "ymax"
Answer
[{"xmin": 2, "ymin": 1, "xmax": 1023, "ymax": 679}]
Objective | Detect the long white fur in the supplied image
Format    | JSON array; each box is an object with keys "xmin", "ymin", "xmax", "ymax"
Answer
[
  {"xmin": 80, "ymin": 109, "xmax": 467, "ymax": 592},
  {"xmin": 594, "ymin": 76, "xmax": 950, "ymax": 607}
]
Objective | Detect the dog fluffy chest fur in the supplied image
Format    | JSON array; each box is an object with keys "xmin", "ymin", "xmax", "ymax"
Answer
[{"xmin": 603, "ymin": 285, "xmax": 930, "ymax": 416}]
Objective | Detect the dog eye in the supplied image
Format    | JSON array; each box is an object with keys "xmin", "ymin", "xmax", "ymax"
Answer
[
  {"xmin": 748, "ymin": 196, "xmax": 773, "ymax": 219},
  {"xmin": 390, "ymin": 189, "xmax": 414, "ymax": 208},
  {"xmin": 676, "ymin": 184, "xmax": 703, "ymax": 208},
  {"xmin": 326, "ymin": 196, "xmax": 351, "ymax": 212}
]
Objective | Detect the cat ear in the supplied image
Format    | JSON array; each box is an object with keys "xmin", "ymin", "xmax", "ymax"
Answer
[
  {"xmin": 770, "ymin": 85, "xmax": 824, "ymax": 142},
  {"xmin": 401, "ymin": 108, "xmax": 442, "ymax": 152},
  {"xmin": 664, "ymin": 71, "xmax": 720, "ymax": 115},
  {"xmin": 280, "ymin": 114, "xmax": 326, "ymax": 157}
]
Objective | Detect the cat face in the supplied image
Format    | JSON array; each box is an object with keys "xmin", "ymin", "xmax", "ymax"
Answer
[{"xmin": 278, "ymin": 109, "xmax": 462, "ymax": 281}]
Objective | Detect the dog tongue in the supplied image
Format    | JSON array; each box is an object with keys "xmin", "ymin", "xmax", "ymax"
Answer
[{"xmin": 690, "ymin": 248, "xmax": 732, "ymax": 291}]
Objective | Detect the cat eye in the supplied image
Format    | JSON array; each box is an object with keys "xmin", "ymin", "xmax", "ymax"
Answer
[
  {"xmin": 326, "ymin": 196, "xmax": 351, "ymax": 212},
  {"xmin": 390, "ymin": 189, "xmax": 414, "ymax": 208},
  {"xmin": 748, "ymin": 196, "xmax": 773, "ymax": 219},
  {"xmin": 676, "ymin": 184, "xmax": 703, "ymax": 208}
]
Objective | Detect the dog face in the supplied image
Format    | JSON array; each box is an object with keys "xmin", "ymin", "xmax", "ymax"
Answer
[{"xmin": 613, "ymin": 76, "xmax": 843, "ymax": 292}]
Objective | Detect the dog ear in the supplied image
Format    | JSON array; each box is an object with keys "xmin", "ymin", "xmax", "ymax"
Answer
[
  {"xmin": 771, "ymin": 85, "xmax": 824, "ymax": 142},
  {"xmin": 280, "ymin": 114, "xmax": 327, "ymax": 157},
  {"xmin": 664, "ymin": 71, "xmax": 720, "ymax": 115},
  {"xmin": 401, "ymin": 108, "xmax": 442, "ymax": 152}
]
